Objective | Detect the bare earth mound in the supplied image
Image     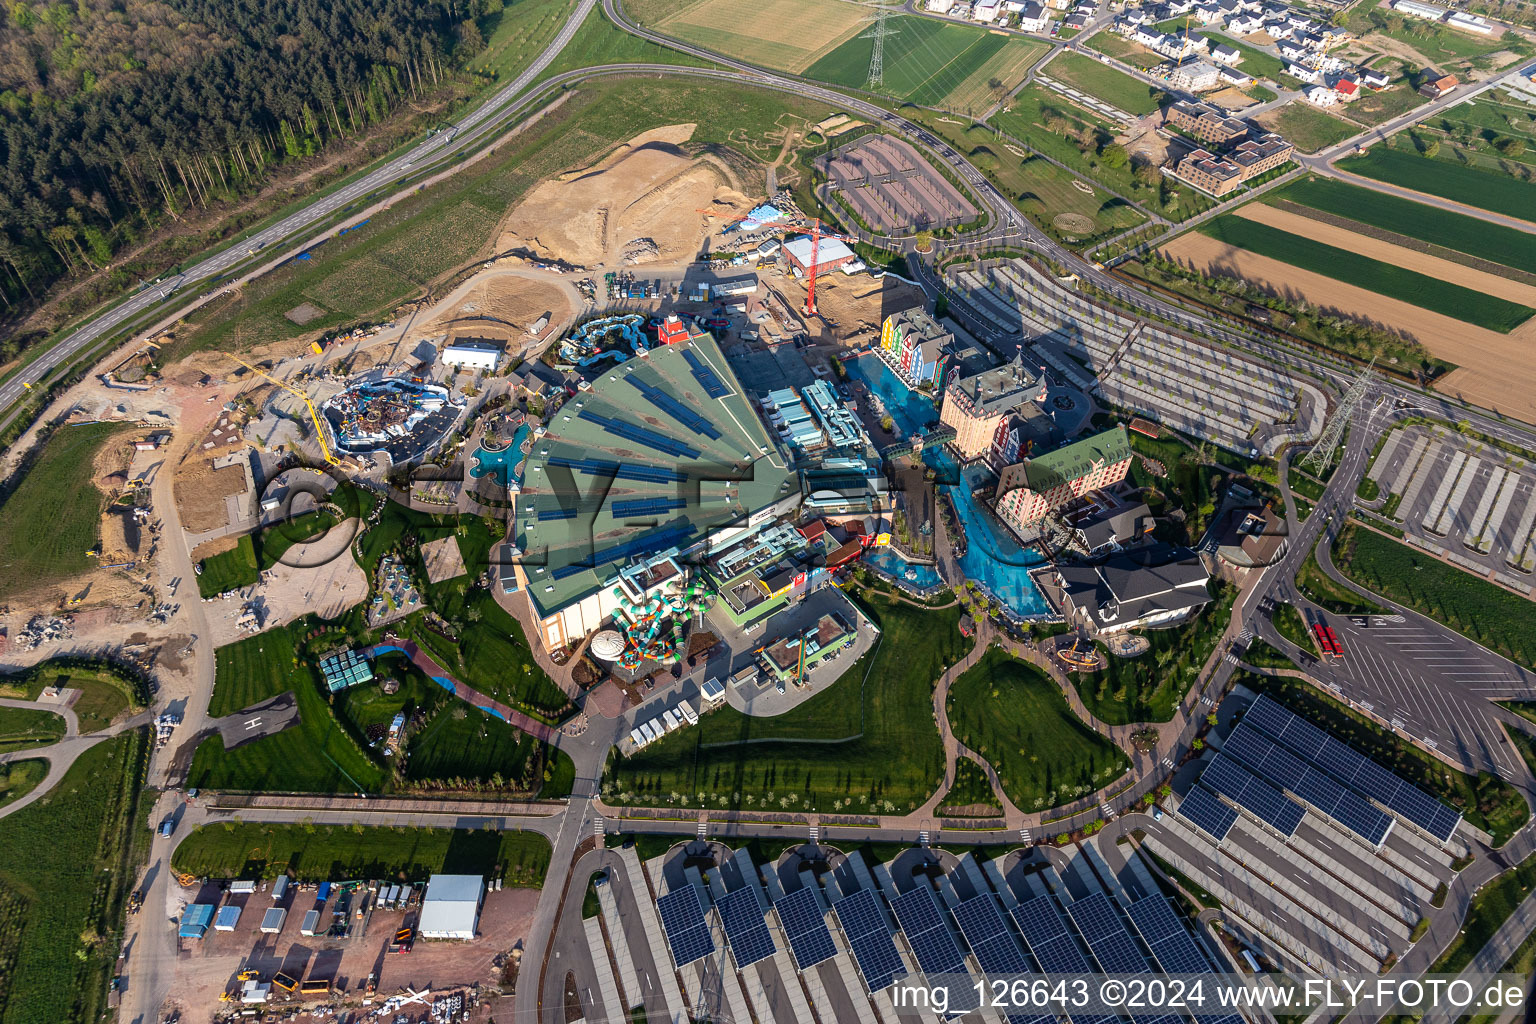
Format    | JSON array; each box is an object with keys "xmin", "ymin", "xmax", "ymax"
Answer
[
  {"xmin": 419, "ymin": 272, "xmax": 575, "ymax": 338},
  {"xmin": 497, "ymin": 124, "xmax": 753, "ymax": 267},
  {"xmin": 1159, "ymin": 232, "xmax": 1536, "ymax": 423}
]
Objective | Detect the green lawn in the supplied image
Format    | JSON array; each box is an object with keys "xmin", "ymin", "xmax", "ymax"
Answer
[
  {"xmin": 1083, "ymin": 31, "xmax": 1165, "ymax": 69},
  {"xmin": 189, "ymin": 629, "xmax": 387, "ymax": 794},
  {"xmin": 473, "ymin": 0, "xmax": 581, "ymax": 81},
  {"xmin": 1275, "ymin": 176, "xmax": 1536, "ymax": 276},
  {"xmin": 256, "ymin": 509, "xmax": 340, "ymax": 568},
  {"xmin": 1204, "ymin": 32, "xmax": 1284, "ymax": 78},
  {"xmin": 0, "ymin": 708, "xmax": 65, "ymax": 754},
  {"xmin": 947, "ymin": 648, "xmax": 1129, "ymax": 812},
  {"xmin": 195, "ymin": 534, "xmax": 259, "ymax": 597},
  {"xmin": 1076, "ymin": 583, "xmax": 1235, "ymax": 724},
  {"xmin": 604, "ymin": 595, "xmax": 964, "ymax": 814},
  {"xmin": 1258, "ymin": 102, "xmax": 1357, "ymax": 154},
  {"xmin": 1296, "ymin": 538, "xmax": 1385, "ymax": 616},
  {"xmin": 1337, "ymin": 145, "xmax": 1536, "ymax": 224},
  {"xmin": 0, "ymin": 423, "xmax": 133, "ymax": 601},
  {"xmin": 1419, "ymin": 841, "xmax": 1536, "ymax": 974},
  {"xmin": 1197, "ymin": 215, "xmax": 1536, "ymax": 332},
  {"xmin": 0, "ymin": 760, "xmax": 47, "ymax": 811},
  {"xmin": 0, "ymin": 661, "xmax": 143, "ymax": 733},
  {"xmin": 1240, "ymin": 670, "xmax": 1527, "ymax": 845},
  {"xmin": 171, "ymin": 822, "xmax": 552, "ymax": 887},
  {"xmin": 407, "ymin": 701, "xmax": 571, "ymax": 796},
  {"xmin": 938, "ymin": 758, "xmax": 1003, "ymax": 814},
  {"xmin": 1288, "ymin": 471, "xmax": 1326, "ymax": 503},
  {"xmin": 1270, "ymin": 601, "xmax": 1310, "ymax": 650},
  {"xmin": 1332, "ymin": 523, "xmax": 1536, "ymax": 671},
  {"xmin": 1043, "ymin": 51, "xmax": 1166, "ymax": 115},
  {"xmin": 0, "ymin": 731, "xmax": 149, "ymax": 1024}
]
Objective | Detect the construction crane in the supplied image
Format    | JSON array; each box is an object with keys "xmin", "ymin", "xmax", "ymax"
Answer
[
  {"xmin": 803, "ymin": 218, "xmax": 824, "ymax": 318},
  {"xmin": 226, "ymin": 354, "xmax": 340, "ymax": 466}
]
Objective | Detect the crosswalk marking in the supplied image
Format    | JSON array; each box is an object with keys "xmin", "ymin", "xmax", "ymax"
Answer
[
  {"xmin": 592, "ymin": 817, "xmax": 605, "ymax": 840},
  {"xmin": 1200, "ymin": 695, "xmax": 1214, "ymax": 706},
  {"xmin": 1100, "ymin": 803, "xmax": 1114, "ymax": 819},
  {"xmin": 1160, "ymin": 757, "xmax": 1174, "ymax": 769},
  {"xmin": 1019, "ymin": 828, "xmax": 1032, "ymax": 843},
  {"xmin": 809, "ymin": 824, "xmax": 819, "ymax": 843},
  {"xmin": 918, "ymin": 830, "xmax": 930, "ymax": 846},
  {"xmin": 697, "ymin": 820, "xmax": 708, "ymax": 839},
  {"xmin": 1224, "ymin": 653, "xmax": 1240, "ymax": 665}
]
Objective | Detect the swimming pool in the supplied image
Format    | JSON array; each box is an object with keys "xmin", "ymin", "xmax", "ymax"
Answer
[
  {"xmin": 850, "ymin": 354, "xmax": 1050, "ymax": 618},
  {"xmin": 864, "ymin": 545, "xmax": 944, "ymax": 589},
  {"xmin": 470, "ymin": 422, "xmax": 530, "ymax": 489}
]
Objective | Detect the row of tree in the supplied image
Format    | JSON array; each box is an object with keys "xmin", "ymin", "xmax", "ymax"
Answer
[{"xmin": 0, "ymin": 0, "xmax": 509, "ymax": 330}]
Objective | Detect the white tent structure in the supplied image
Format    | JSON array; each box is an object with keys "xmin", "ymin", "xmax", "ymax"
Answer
[{"xmin": 418, "ymin": 874, "xmax": 486, "ymax": 939}]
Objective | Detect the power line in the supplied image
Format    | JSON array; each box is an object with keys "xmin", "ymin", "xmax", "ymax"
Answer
[
  {"xmin": 864, "ymin": 5, "xmax": 895, "ymax": 88},
  {"xmin": 1300, "ymin": 360, "xmax": 1377, "ymax": 476}
]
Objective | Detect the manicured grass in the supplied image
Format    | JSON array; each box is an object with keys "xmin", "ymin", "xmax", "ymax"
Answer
[
  {"xmin": 1296, "ymin": 538, "xmax": 1385, "ymax": 616},
  {"xmin": 1258, "ymin": 102, "xmax": 1357, "ymax": 153},
  {"xmin": 1043, "ymin": 51, "xmax": 1165, "ymax": 115},
  {"xmin": 1270, "ymin": 601, "xmax": 1310, "ymax": 650},
  {"xmin": 938, "ymin": 758, "xmax": 1003, "ymax": 814},
  {"xmin": 1197, "ymin": 215, "xmax": 1536, "ymax": 332},
  {"xmin": 604, "ymin": 595, "xmax": 963, "ymax": 814},
  {"xmin": 0, "ymin": 708, "xmax": 65, "ymax": 754},
  {"xmin": 806, "ymin": 16, "xmax": 1046, "ymax": 110},
  {"xmin": 1275, "ymin": 176, "xmax": 1536, "ymax": 276},
  {"xmin": 257, "ymin": 509, "xmax": 340, "ymax": 568},
  {"xmin": 947, "ymin": 648, "xmax": 1129, "ymax": 812},
  {"xmin": 1337, "ymin": 145, "xmax": 1536, "ymax": 224},
  {"xmin": 0, "ymin": 423, "xmax": 133, "ymax": 601},
  {"xmin": 171, "ymin": 822, "xmax": 552, "ymax": 886},
  {"xmin": 1420, "ymin": 844, "xmax": 1536, "ymax": 974},
  {"xmin": 196, "ymin": 534, "xmax": 259, "ymax": 597},
  {"xmin": 0, "ymin": 731, "xmax": 149, "ymax": 1024},
  {"xmin": 1332, "ymin": 523, "xmax": 1536, "ymax": 671},
  {"xmin": 1239, "ymin": 637, "xmax": 1296, "ymax": 670},
  {"xmin": 1288, "ymin": 471, "xmax": 1326, "ymax": 503},
  {"xmin": 0, "ymin": 661, "xmax": 143, "ymax": 733},
  {"xmin": 1077, "ymin": 582, "xmax": 1235, "ymax": 724},
  {"xmin": 1240, "ymin": 670, "xmax": 1528, "ymax": 846},
  {"xmin": 189, "ymin": 629, "xmax": 387, "ymax": 794},
  {"xmin": 407, "ymin": 702, "xmax": 570, "ymax": 796},
  {"xmin": 0, "ymin": 760, "xmax": 47, "ymax": 811}
]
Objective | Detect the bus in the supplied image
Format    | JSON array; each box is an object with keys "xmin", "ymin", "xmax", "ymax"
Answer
[{"xmin": 1311, "ymin": 622, "xmax": 1344, "ymax": 661}]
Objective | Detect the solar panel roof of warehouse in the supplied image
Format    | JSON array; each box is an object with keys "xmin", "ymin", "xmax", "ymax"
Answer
[
  {"xmin": 833, "ymin": 888, "xmax": 908, "ymax": 993},
  {"xmin": 774, "ymin": 887, "xmax": 837, "ymax": 972},
  {"xmin": 716, "ymin": 887, "xmax": 776, "ymax": 971},
  {"xmin": 657, "ymin": 886, "xmax": 715, "ymax": 968}
]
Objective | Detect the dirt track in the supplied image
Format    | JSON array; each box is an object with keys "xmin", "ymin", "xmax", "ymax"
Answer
[
  {"xmin": 1235, "ymin": 204, "xmax": 1536, "ymax": 307},
  {"xmin": 1160, "ymin": 232, "xmax": 1536, "ymax": 423}
]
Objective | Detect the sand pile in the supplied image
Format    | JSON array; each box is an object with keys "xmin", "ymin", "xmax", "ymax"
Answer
[{"xmin": 497, "ymin": 125, "xmax": 753, "ymax": 267}]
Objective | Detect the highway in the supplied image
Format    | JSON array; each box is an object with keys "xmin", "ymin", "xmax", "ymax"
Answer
[{"xmin": 0, "ymin": 0, "xmax": 600, "ymax": 434}]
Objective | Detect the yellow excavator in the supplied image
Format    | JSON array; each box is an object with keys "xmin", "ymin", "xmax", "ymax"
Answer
[{"xmin": 226, "ymin": 354, "xmax": 340, "ymax": 466}]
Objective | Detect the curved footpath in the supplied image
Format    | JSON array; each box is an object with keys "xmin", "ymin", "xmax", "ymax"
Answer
[{"xmin": 0, "ymin": 697, "xmax": 152, "ymax": 821}]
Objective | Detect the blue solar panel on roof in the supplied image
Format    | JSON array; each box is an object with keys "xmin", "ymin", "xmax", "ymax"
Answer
[
  {"xmin": 657, "ymin": 887, "xmax": 715, "ymax": 967},
  {"xmin": 626, "ymin": 376, "xmax": 723, "ymax": 439},
  {"xmin": 1011, "ymin": 895, "xmax": 1070, "ymax": 948},
  {"xmin": 1067, "ymin": 894, "xmax": 1149, "ymax": 975},
  {"xmin": 536, "ymin": 507, "xmax": 579, "ymax": 521},
  {"xmin": 716, "ymin": 887, "xmax": 776, "ymax": 970},
  {"xmin": 577, "ymin": 410, "xmax": 701, "ymax": 459},
  {"xmin": 1029, "ymin": 933, "xmax": 1094, "ymax": 975},
  {"xmin": 833, "ymin": 889, "xmax": 908, "ymax": 993},
  {"xmin": 1225, "ymin": 724, "xmax": 1392, "ymax": 846},
  {"xmin": 1124, "ymin": 898, "xmax": 1184, "ymax": 945},
  {"xmin": 611, "ymin": 497, "xmax": 686, "ymax": 519},
  {"xmin": 890, "ymin": 887, "xmax": 972, "ymax": 992},
  {"xmin": 683, "ymin": 348, "xmax": 731, "ymax": 398},
  {"xmin": 1177, "ymin": 787, "xmax": 1238, "ymax": 842},
  {"xmin": 774, "ymin": 887, "xmax": 837, "ymax": 972},
  {"xmin": 1200, "ymin": 754, "xmax": 1305, "ymax": 837}
]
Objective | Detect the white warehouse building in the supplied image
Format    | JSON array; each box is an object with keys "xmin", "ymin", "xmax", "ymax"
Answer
[
  {"xmin": 418, "ymin": 874, "xmax": 486, "ymax": 939},
  {"xmin": 442, "ymin": 338, "xmax": 504, "ymax": 371},
  {"xmin": 1390, "ymin": 0, "xmax": 1447, "ymax": 20}
]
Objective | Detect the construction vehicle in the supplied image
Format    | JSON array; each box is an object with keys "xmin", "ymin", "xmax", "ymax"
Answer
[
  {"xmin": 272, "ymin": 972, "xmax": 298, "ymax": 993},
  {"xmin": 237, "ymin": 969, "xmax": 260, "ymax": 982},
  {"xmin": 225, "ymin": 354, "xmax": 340, "ymax": 466}
]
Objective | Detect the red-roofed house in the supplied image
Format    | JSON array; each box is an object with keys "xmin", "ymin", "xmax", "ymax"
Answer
[{"xmin": 1334, "ymin": 77, "xmax": 1359, "ymax": 99}]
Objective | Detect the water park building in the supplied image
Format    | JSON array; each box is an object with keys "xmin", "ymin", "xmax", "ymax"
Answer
[
  {"xmin": 511, "ymin": 332, "xmax": 797, "ymax": 651},
  {"xmin": 994, "ymin": 426, "xmax": 1134, "ymax": 531},
  {"xmin": 877, "ymin": 308, "xmax": 988, "ymax": 389},
  {"xmin": 442, "ymin": 337, "xmax": 504, "ymax": 371}
]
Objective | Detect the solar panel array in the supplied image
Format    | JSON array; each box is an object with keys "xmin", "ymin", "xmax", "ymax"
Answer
[
  {"xmin": 549, "ymin": 523, "xmax": 694, "ymax": 580},
  {"xmin": 547, "ymin": 455, "xmax": 686, "ymax": 484},
  {"xmin": 833, "ymin": 888, "xmax": 908, "ymax": 993},
  {"xmin": 626, "ymin": 376, "xmax": 723, "ymax": 439},
  {"xmin": 1200, "ymin": 753, "xmax": 1306, "ymax": 837},
  {"xmin": 889, "ymin": 887, "xmax": 979, "ymax": 1015},
  {"xmin": 715, "ymin": 887, "xmax": 776, "ymax": 970},
  {"xmin": 1247, "ymin": 696, "xmax": 1460, "ymax": 842},
  {"xmin": 611, "ymin": 497, "xmax": 686, "ymax": 519},
  {"xmin": 1176, "ymin": 786, "xmax": 1238, "ymax": 842},
  {"xmin": 536, "ymin": 506, "xmax": 579, "ymax": 521},
  {"xmin": 578, "ymin": 410, "xmax": 701, "ymax": 459},
  {"xmin": 657, "ymin": 886, "xmax": 715, "ymax": 968},
  {"xmin": 773, "ymin": 887, "xmax": 837, "ymax": 972},
  {"xmin": 952, "ymin": 895, "xmax": 1054, "ymax": 1024},
  {"xmin": 1011, "ymin": 894, "xmax": 1071, "ymax": 949},
  {"xmin": 682, "ymin": 348, "xmax": 731, "ymax": 398},
  {"xmin": 1067, "ymin": 893, "xmax": 1148, "ymax": 974},
  {"xmin": 1224, "ymin": 723, "xmax": 1392, "ymax": 846},
  {"xmin": 1126, "ymin": 898, "xmax": 1245, "ymax": 1024}
]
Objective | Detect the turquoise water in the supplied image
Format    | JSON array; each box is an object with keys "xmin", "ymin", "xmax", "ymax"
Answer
[
  {"xmin": 850, "ymin": 354, "xmax": 1049, "ymax": 618},
  {"xmin": 470, "ymin": 423, "xmax": 530, "ymax": 488},
  {"xmin": 864, "ymin": 546, "xmax": 944, "ymax": 589}
]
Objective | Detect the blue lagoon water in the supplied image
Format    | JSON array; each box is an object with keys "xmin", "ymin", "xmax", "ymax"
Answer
[
  {"xmin": 864, "ymin": 545, "xmax": 944, "ymax": 589},
  {"xmin": 849, "ymin": 353, "xmax": 1049, "ymax": 618},
  {"xmin": 470, "ymin": 422, "xmax": 530, "ymax": 489}
]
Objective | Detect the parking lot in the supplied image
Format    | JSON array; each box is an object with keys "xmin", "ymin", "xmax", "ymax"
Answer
[{"xmin": 1366, "ymin": 425, "xmax": 1536, "ymax": 586}]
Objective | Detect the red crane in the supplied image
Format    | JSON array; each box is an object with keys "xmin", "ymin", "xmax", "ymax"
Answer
[{"xmin": 803, "ymin": 218, "xmax": 822, "ymax": 318}]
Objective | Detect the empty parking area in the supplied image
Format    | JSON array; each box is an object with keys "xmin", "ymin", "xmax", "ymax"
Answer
[
  {"xmin": 817, "ymin": 135, "xmax": 978, "ymax": 235},
  {"xmin": 1367, "ymin": 426, "xmax": 1536, "ymax": 582}
]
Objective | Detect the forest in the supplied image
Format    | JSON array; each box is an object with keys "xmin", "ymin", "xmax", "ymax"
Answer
[{"xmin": 0, "ymin": 0, "xmax": 503, "ymax": 352}]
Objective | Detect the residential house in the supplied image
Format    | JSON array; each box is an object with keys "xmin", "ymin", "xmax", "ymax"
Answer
[
  {"xmin": 1277, "ymin": 38, "xmax": 1310, "ymax": 60},
  {"xmin": 974, "ymin": 0, "xmax": 1002, "ymax": 20},
  {"xmin": 1332, "ymin": 76, "xmax": 1359, "ymax": 100},
  {"xmin": 1209, "ymin": 41, "xmax": 1242, "ymax": 63},
  {"xmin": 1018, "ymin": 0, "xmax": 1051, "ymax": 30},
  {"xmin": 1359, "ymin": 67, "xmax": 1391, "ymax": 89},
  {"xmin": 1228, "ymin": 12, "xmax": 1263, "ymax": 31},
  {"xmin": 1193, "ymin": 3, "xmax": 1225, "ymax": 21},
  {"xmin": 1065, "ymin": 12, "xmax": 1092, "ymax": 28},
  {"xmin": 1418, "ymin": 72, "xmax": 1459, "ymax": 97},
  {"xmin": 1167, "ymin": 57, "xmax": 1221, "ymax": 89},
  {"xmin": 1218, "ymin": 66, "xmax": 1256, "ymax": 86},
  {"xmin": 928, "ymin": 0, "xmax": 957, "ymax": 12},
  {"xmin": 1305, "ymin": 84, "xmax": 1338, "ymax": 105},
  {"xmin": 1286, "ymin": 62, "xmax": 1320, "ymax": 82}
]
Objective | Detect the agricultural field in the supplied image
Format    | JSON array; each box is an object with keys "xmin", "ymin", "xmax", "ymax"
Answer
[
  {"xmin": 0, "ymin": 708, "xmax": 65, "ymax": 754},
  {"xmin": 632, "ymin": 0, "xmax": 868, "ymax": 73},
  {"xmin": 0, "ymin": 732, "xmax": 149, "ymax": 1024},
  {"xmin": 605, "ymin": 596, "xmax": 964, "ymax": 814},
  {"xmin": 171, "ymin": 76, "xmax": 835, "ymax": 359},
  {"xmin": 1332, "ymin": 523, "xmax": 1536, "ymax": 672},
  {"xmin": 1195, "ymin": 215, "xmax": 1536, "ymax": 332},
  {"xmin": 946, "ymin": 648, "xmax": 1129, "ymax": 812},
  {"xmin": 195, "ymin": 534, "xmax": 259, "ymax": 597},
  {"xmin": 805, "ymin": 16, "xmax": 1047, "ymax": 111},
  {"xmin": 0, "ymin": 661, "xmax": 143, "ymax": 733},
  {"xmin": 0, "ymin": 423, "xmax": 134, "ymax": 602},
  {"xmin": 1273, "ymin": 176, "xmax": 1536, "ymax": 277},
  {"xmin": 1417, "ymin": 93, "xmax": 1536, "ymax": 175},
  {"xmin": 1042, "ymin": 51, "xmax": 1166, "ymax": 115},
  {"xmin": 171, "ymin": 823, "xmax": 552, "ymax": 887},
  {"xmin": 1337, "ymin": 144, "xmax": 1536, "ymax": 223},
  {"xmin": 1255, "ymin": 101, "xmax": 1357, "ymax": 153},
  {"xmin": 1240, "ymin": 669, "xmax": 1528, "ymax": 845}
]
